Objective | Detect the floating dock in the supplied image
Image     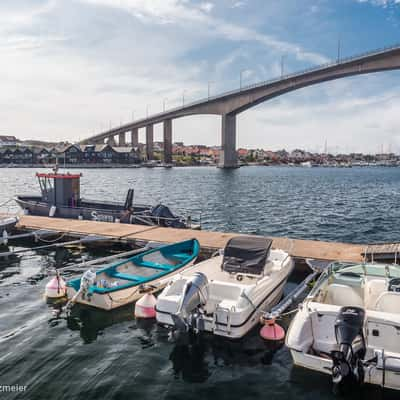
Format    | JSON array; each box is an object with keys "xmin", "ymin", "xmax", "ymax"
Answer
[{"xmin": 13, "ymin": 215, "xmax": 373, "ymax": 263}]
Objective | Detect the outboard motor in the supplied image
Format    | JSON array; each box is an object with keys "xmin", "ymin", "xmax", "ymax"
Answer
[
  {"xmin": 150, "ymin": 204, "xmax": 185, "ymax": 228},
  {"xmin": 173, "ymin": 272, "xmax": 209, "ymax": 332},
  {"xmin": 331, "ymin": 306, "xmax": 366, "ymax": 392}
]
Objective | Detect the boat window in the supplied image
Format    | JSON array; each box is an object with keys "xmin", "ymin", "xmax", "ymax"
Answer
[{"xmin": 332, "ymin": 263, "xmax": 400, "ymax": 279}]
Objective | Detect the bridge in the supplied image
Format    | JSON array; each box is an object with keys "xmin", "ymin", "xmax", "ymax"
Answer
[{"xmin": 81, "ymin": 44, "xmax": 400, "ymax": 168}]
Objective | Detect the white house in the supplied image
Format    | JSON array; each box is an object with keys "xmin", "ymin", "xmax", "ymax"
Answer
[{"xmin": 0, "ymin": 136, "xmax": 18, "ymax": 146}]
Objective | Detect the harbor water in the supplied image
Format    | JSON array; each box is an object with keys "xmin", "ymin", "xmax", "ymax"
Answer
[{"xmin": 1, "ymin": 166, "xmax": 400, "ymax": 399}]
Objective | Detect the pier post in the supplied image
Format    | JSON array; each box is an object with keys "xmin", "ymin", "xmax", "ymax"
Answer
[
  {"xmin": 130, "ymin": 128, "xmax": 139, "ymax": 147},
  {"xmin": 146, "ymin": 125, "xmax": 154, "ymax": 160},
  {"xmin": 163, "ymin": 119, "xmax": 172, "ymax": 164},
  {"xmin": 118, "ymin": 132, "xmax": 126, "ymax": 146},
  {"xmin": 219, "ymin": 113, "xmax": 238, "ymax": 168}
]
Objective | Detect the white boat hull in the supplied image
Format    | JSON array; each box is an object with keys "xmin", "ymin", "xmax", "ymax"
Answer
[
  {"xmin": 290, "ymin": 348, "xmax": 400, "ymax": 391},
  {"xmin": 156, "ymin": 248, "xmax": 294, "ymax": 339},
  {"xmin": 157, "ymin": 277, "xmax": 286, "ymax": 339},
  {"xmin": 286, "ymin": 262, "xmax": 400, "ymax": 392}
]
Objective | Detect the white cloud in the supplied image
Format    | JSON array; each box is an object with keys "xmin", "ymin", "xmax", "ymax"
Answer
[
  {"xmin": 231, "ymin": 1, "xmax": 247, "ymax": 8},
  {"xmin": 80, "ymin": 0, "xmax": 328, "ymax": 64},
  {"xmin": 357, "ymin": 0, "xmax": 400, "ymax": 6},
  {"xmin": 199, "ymin": 2, "xmax": 214, "ymax": 13}
]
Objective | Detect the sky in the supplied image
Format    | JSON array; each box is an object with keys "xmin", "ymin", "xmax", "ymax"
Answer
[{"xmin": 1, "ymin": 0, "xmax": 400, "ymax": 153}]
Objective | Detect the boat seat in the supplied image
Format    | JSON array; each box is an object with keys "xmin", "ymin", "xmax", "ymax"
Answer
[
  {"xmin": 374, "ymin": 292, "xmax": 400, "ymax": 313},
  {"xmin": 138, "ymin": 261, "xmax": 172, "ymax": 271},
  {"xmin": 325, "ymin": 284, "xmax": 363, "ymax": 307},
  {"xmin": 171, "ymin": 253, "xmax": 190, "ymax": 260},
  {"xmin": 364, "ymin": 279, "xmax": 387, "ymax": 310},
  {"xmin": 107, "ymin": 271, "xmax": 142, "ymax": 282}
]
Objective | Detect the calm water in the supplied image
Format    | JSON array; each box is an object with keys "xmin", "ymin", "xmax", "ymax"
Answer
[
  {"xmin": 1, "ymin": 166, "xmax": 399, "ymax": 400},
  {"xmin": 3, "ymin": 166, "xmax": 400, "ymax": 242}
]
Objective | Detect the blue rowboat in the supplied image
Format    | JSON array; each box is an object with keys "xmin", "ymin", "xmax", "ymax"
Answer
[{"xmin": 66, "ymin": 239, "xmax": 200, "ymax": 310}]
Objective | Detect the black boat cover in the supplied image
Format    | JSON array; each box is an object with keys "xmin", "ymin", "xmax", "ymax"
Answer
[
  {"xmin": 222, "ymin": 236, "xmax": 272, "ymax": 275},
  {"xmin": 150, "ymin": 204, "xmax": 185, "ymax": 228}
]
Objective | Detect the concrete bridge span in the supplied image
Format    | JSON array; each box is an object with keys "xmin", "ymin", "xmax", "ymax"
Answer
[{"xmin": 81, "ymin": 44, "xmax": 400, "ymax": 167}]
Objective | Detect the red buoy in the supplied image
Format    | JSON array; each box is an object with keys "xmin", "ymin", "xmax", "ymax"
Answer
[
  {"xmin": 260, "ymin": 319, "xmax": 285, "ymax": 341},
  {"xmin": 134, "ymin": 293, "xmax": 157, "ymax": 319}
]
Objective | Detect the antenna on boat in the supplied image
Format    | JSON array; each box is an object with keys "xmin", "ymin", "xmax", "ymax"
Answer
[
  {"xmin": 363, "ymin": 245, "xmax": 368, "ymax": 264},
  {"xmin": 385, "ymin": 265, "xmax": 390, "ymax": 279}
]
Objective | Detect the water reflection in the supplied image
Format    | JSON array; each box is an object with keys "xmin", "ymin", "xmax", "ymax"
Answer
[
  {"xmin": 169, "ymin": 329, "xmax": 284, "ymax": 383},
  {"xmin": 65, "ymin": 303, "xmax": 136, "ymax": 343}
]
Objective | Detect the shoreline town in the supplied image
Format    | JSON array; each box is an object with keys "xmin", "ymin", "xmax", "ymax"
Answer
[{"xmin": 0, "ymin": 135, "xmax": 399, "ymax": 168}]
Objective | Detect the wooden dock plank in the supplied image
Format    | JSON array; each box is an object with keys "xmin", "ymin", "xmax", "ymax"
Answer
[
  {"xmin": 17, "ymin": 215, "xmax": 158, "ymax": 238},
  {"xmin": 16, "ymin": 215, "xmax": 367, "ymax": 263}
]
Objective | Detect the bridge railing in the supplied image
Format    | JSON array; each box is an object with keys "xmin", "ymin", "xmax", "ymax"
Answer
[{"xmin": 92, "ymin": 43, "xmax": 400, "ymax": 138}]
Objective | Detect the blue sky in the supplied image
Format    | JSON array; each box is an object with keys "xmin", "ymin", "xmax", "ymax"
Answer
[{"xmin": 1, "ymin": 0, "xmax": 400, "ymax": 153}]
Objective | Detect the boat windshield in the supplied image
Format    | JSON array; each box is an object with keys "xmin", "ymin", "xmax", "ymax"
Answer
[{"xmin": 330, "ymin": 262, "xmax": 400, "ymax": 278}]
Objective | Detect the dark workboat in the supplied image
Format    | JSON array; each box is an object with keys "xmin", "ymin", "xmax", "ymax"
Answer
[{"xmin": 15, "ymin": 172, "xmax": 198, "ymax": 229}]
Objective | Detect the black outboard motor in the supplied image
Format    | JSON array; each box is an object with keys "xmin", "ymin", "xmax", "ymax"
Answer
[
  {"xmin": 331, "ymin": 306, "xmax": 366, "ymax": 392},
  {"xmin": 150, "ymin": 204, "xmax": 185, "ymax": 228}
]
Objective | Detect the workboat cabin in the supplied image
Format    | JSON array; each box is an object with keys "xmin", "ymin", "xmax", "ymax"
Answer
[{"xmin": 15, "ymin": 171, "xmax": 198, "ymax": 229}]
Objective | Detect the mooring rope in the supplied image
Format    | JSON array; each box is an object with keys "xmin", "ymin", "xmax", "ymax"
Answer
[{"xmin": 0, "ymin": 198, "xmax": 14, "ymax": 209}]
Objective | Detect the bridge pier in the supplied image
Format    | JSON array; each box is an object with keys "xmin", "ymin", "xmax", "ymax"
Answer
[
  {"xmin": 219, "ymin": 114, "xmax": 238, "ymax": 168},
  {"xmin": 146, "ymin": 125, "xmax": 154, "ymax": 160},
  {"xmin": 106, "ymin": 136, "xmax": 116, "ymax": 147},
  {"xmin": 163, "ymin": 119, "xmax": 172, "ymax": 164},
  {"xmin": 118, "ymin": 132, "xmax": 126, "ymax": 146},
  {"xmin": 130, "ymin": 128, "xmax": 139, "ymax": 147}
]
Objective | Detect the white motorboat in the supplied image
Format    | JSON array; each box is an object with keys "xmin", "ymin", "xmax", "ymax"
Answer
[
  {"xmin": 156, "ymin": 236, "xmax": 294, "ymax": 339},
  {"xmin": 286, "ymin": 261, "xmax": 400, "ymax": 392}
]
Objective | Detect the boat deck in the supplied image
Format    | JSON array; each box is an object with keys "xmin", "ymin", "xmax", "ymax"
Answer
[{"xmin": 15, "ymin": 215, "xmax": 370, "ymax": 263}]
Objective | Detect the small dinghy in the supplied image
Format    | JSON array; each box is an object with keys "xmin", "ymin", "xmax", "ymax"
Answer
[
  {"xmin": 156, "ymin": 236, "xmax": 294, "ymax": 339},
  {"xmin": 66, "ymin": 239, "xmax": 200, "ymax": 310},
  {"xmin": 286, "ymin": 261, "xmax": 400, "ymax": 393}
]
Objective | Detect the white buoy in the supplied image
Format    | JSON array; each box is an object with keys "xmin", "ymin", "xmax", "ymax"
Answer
[
  {"xmin": 45, "ymin": 274, "xmax": 67, "ymax": 299},
  {"xmin": 134, "ymin": 293, "xmax": 157, "ymax": 319},
  {"xmin": 2, "ymin": 230, "xmax": 8, "ymax": 246}
]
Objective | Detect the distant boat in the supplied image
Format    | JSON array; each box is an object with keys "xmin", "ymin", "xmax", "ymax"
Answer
[
  {"xmin": 15, "ymin": 171, "xmax": 199, "ymax": 229},
  {"xmin": 66, "ymin": 239, "xmax": 200, "ymax": 310},
  {"xmin": 300, "ymin": 161, "xmax": 317, "ymax": 168}
]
